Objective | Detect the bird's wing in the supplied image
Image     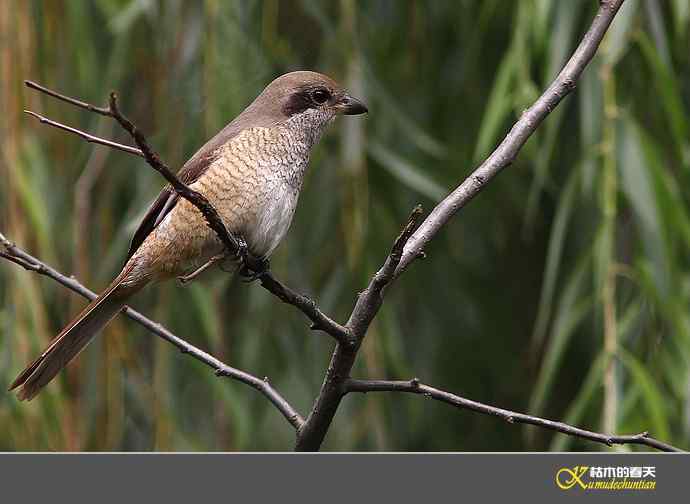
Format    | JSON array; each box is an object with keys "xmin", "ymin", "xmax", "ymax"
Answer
[
  {"xmin": 126, "ymin": 122, "xmax": 241, "ymax": 260},
  {"xmin": 125, "ymin": 98, "xmax": 282, "ymax": 261},
  {"xmin": 125, "ymin": 146, "xmax": 216, "ymax": 260}
]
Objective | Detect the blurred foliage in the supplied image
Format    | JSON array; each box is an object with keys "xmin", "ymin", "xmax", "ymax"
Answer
[{"xmin": 1, "ymin": 0, "xmax": 689, "ymax": 452}]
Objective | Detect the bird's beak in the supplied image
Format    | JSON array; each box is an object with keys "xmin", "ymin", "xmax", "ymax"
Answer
[{"xmin": 337, "ymin": 93, "xmax": 368, "ymax": 115}]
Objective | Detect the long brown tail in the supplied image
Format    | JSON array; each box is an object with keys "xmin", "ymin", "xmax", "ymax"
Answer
[{"xmin": 9, "ymin": 268, "xmax": 141, "ymax": 401}]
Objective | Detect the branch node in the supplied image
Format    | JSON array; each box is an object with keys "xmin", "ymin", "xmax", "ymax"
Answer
[
  {"xmin": 343, "ymin": 333, "xmax": 359, "ymax": 349},
  {"xmin": 562, "ymin": 78, "xmax": 577, "ymax": 91}
]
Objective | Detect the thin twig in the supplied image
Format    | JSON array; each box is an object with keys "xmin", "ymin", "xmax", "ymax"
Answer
[
  {"xmin": 25, "ymin": 80, "xmax": 112, "ymax": 115},
  {"xmin": 24, "ymin": 110, "xmax": 143, "ymax": 157},
  {"xmin": 0, "ymin": 232, "xmax": 303, "ymax": 430},
  {"xmin": 345, "ymin": 378, "xmax": 683, "ymax": 453}
]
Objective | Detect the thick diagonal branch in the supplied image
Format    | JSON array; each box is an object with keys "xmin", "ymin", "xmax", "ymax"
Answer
[
  {"xmin": 294, "ymin": 0, "xmax": 628, "ymax": 451},
  {"xmin": 345, "ymin": 378, "xmax": 683, "ymax": 452},
  {"xmin": 1, "ymin": 232, "xmax": 304, "ymax": 430},
  {"xmin": 348, "ymin": 204, "xmax": 423, "ymax": 337},
  {"xmin": 295, "ymin": 207, "xmax": 424, "ymax": 451}
]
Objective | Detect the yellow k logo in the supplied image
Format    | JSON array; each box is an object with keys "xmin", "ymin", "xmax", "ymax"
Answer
[{"xmin": 556, "ymin": 466, "xmax": 589, "ymax": 490}]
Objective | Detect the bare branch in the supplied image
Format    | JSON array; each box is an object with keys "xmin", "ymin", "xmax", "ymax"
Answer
[
  {"xmin": 350, "ymin": 204, "xmax": 424, "ymax": 337},
  {"xmin": 345, "ymin": 378, "xmax": 683, "ymax": 453},
  {"xmin": 295, "ymin": 207, "xmax": 422, "ymax": 451},
  {"xmin": 0, "ymin": 232, "xmax": 303, "ymax": 430},
  {"xmin": 295, "ymin": 0, "xmax": 628, "ymax": 452},
  {"xmin": 258, "ymin": 272, "xmax": 352, "ymax": 345},
  {"xmin": 25, "ymin": 80, "xmax": 112, "ymax": 116}
]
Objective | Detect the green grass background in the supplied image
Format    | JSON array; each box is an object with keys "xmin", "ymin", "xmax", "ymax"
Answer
[{"xmin": 1, "ymin": 0, "xmax": 689, "ymax": 451}]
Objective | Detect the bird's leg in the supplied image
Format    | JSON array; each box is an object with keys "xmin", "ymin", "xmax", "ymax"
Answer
[
  {"xmin": 234, "ymin": 234, "xmax": 250, "ymax": 262},
  {"xmin": 177, "ymin": 253, "xmax": 226, "ymax": 285}
]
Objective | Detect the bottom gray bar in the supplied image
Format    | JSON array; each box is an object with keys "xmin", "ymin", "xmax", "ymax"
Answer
[{"xmin": 0, "ymin": 453, "xmax": 686, "ymax": 502}]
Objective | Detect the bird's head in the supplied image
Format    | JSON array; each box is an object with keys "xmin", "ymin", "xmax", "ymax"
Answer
[
  {"xmin": 272, "ymin": 71, "xmax": 368, "ymax": 117},
  {"xmin": 239, "ymin": 71, "xmax": 367, "ymax": 143}
]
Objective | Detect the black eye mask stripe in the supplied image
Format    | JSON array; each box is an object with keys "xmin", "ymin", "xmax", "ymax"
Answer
[{"xmin": 282, "ymin": 87, "xmax": 333, "ymax": 117}]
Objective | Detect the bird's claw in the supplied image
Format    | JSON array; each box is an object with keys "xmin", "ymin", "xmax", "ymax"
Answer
[
  {"xmin": 234, "ymin": 234, "xmax": 270, "ymax": 282},
  {"xmin": 239, "ymin": 256, "xmax": 270, "ymax": 282}
]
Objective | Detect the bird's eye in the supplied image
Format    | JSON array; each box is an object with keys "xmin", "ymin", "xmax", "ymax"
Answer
[{"xmin": 311, "ymin": 89, "xmax": 331, "ymax": 105}]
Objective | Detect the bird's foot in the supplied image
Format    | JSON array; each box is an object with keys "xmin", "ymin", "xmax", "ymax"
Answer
[
  {"xmin": 234, "ymin": 235, "xmax": 270, "ymax": 282},
  {"xmin": 239, "ymin": 255, "xmax": 270, "ymax": 282}
]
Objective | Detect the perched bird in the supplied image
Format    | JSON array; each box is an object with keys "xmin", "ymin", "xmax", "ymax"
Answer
[{"xmin": 11, "ymin": 71, "xmax": 367, "ymax": 401}]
